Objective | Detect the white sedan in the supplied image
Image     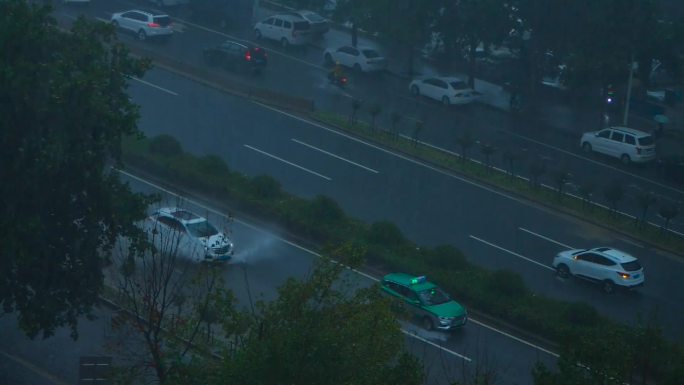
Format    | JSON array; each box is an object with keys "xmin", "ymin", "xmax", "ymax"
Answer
[
  {"xmin": 323, "ymin": 45, "xmax": 387, "ymax": 72},
  {"xmin": 409, "ymin": 76, "xmax": 482, "ymax": 105}
]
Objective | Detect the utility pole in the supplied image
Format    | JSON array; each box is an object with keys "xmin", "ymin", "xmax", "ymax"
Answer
[{"xmin": 622, "ymin": 51, "xmax": 635, "ymax": 126}]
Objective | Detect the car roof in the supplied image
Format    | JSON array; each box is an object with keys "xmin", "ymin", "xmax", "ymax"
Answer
[
  {"xmin": 383, "ymin": 273, "xmax": 437, "ymax": 291},
  {"xmin": 126, "ymin": 9, "xmax": 169, "ymax": 16},
  {"xmin": 591, "ymin": 247, "xmax": 638, "ymax": 263},
  {"xmin": 606, "ymin": 126, "xmax": 652, "ymax": 137},
  {"xmin": 156, "ymin": 207, "xmax": 206, "ymax": 224}
]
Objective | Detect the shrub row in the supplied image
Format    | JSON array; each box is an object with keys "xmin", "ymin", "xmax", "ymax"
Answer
[{"xmin": 122, "ymin": 134, "xmax": 681, "ymax": 378}]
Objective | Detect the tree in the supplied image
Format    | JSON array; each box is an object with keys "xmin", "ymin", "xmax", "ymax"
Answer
[
  {"xmin": 0, "ymin": 1, "xmax": 152, "ymax": 338},
  {"xmin": 206, "ymin": 244, "xmax": 424, "ymax": 385},
  {"xmin": 577, "ymin": 179, "xmax": 595, "ymax": 210},
  {"xmin": 528, "ymin": 157, "xmax": 547, "ymax": 189},
  {"xmin": 603, "ymin": 180, "xmax": 625, "ymax": 216},
  {"xmin": 390, "ymin": 111, "xmax": 402, "ymax": 139},
  {"xmin": 480, "ymin": 142, "xmax": 497, "ymax": 172},
  {"xmin": 350, "ymin": 98, "xmax": 363, "ymax": 125},
  {"xmin": 554, "ymin": 169, "xmax": 571, "ymax": 200},
  {"xmin": 457, "ymin": 131, "xmax": 475, "ymax": 163},
  {"xmin": 412, "ymin": 119, "xmax": 424, "ymax": 146},
  {"xmin": 436, "ymin": 0, "xmax": 512, "ymax": 87},
  {"xmin": 658, "ymin": 203, "xmax": 679, "ymax": 233},
  {"xmin": 369, "ymin": 102, "xmax": 383, "ymax": 131},
  {"xmin": 635, "ymin": 190, "xmax": 656, "ymax": 228},
  {"xmin": 111, "ymin": 205, "xmax": 239, "ymax": 384}
]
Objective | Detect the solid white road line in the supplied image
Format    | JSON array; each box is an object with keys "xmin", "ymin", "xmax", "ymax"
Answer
[
  {"xmin": 127, "ymin": 76, "xmax": 179, "ymax": 96},
  {"xmin": 243, "ymin": 144, "xmax": 331, "ymax": 181},
  {"xmin": 469, "ymin": 235, "xmax": 555, "ymax": 271},
  {"xmin": 400, "ymin": 330, "xmax": 472, "ymax": 362},
  {"xmin": 291, "ymin": 138, "xmax": 379, "ymax": 174},
  {"xmin": 518, "ymin": 227, "xmax": 574, "ymax": 249},
  {"xmin": 115, "ymin": 168, "xmax": 560, "ymax": 360},
  {"xmin": 467, "ymin": 319, "xmax": 560, "ymax": 358}
]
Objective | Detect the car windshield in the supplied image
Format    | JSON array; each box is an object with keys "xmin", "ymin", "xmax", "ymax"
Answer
[
  {"xmin": 621, "ymin": 260, "xmax": 642, "ymax": 271},
  {"xmin": 450, "ymin": 81, "xmax": 468, "ymax": 90},
  {"xmin": 362, "ymin": 49, "xmax": 380, "ymax": 58},
  {"xmin": 154, "ymin": 16, "xmax": 171, "ymax": 27},
  {"xmin": 418, "ymin": 287, "xmax": 450, "ymax": 306},
  {"xmin": 186, "ymin": 220, "xmax": 219, "ymax": 238},
  {"xmin": 638, "ymin": 136, "xmax": 654, "ymax": 146}
]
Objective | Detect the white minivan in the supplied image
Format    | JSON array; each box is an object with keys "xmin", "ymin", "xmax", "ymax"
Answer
[
  {"xmin": 580, "ymin": 126, "xmax": 656, "ymax": 165},
  {"xmin": 254, "ymin": 14, "xmax": 311, "ymax": 48}
]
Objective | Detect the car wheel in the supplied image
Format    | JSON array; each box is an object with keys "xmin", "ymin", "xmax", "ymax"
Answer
[
  {"xmin": 411, "ymin": 85, "xmax": 419, "ymax": 96},
  {"xmin": 137, "ymin": 29, "xmax": 147, "ymax": 41},
  {"xmin": 582, "ymin": 142, "xmax": 592, "ymax": 153},
  {"xmin": 254, "ymin": 29, "xmax": 262, "ymax": 39},
  {"xmin": 353, "ymin": 63, "xmax": 362, "ymax": 73},
  {"xmin": 442, "ymin": 96, "xmax": 450, "ymax": 105},
  {"xmin": 556, "ymin": 264, "xmax": 570, "ymax": 278},
  {"xmin": 281, "ymin": 38, "xmax": 289, "ymax": 48},
  {"xmin": 422, "ymin": 316, "xmax": 434, "ymax": 331},
  {"xmin": 620, "ymin": 154, "xmax": 631, "ymax": 165},
  {"xmin": 602, "ymin": 280, "xmax": 615, "ymax": 294},
  {"xmin": 324, "ymin": 53, "xmax": 333, "ymax": 66}
]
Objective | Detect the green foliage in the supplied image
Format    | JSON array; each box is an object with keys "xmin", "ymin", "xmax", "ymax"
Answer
[
  {"xmin": 0, "ymin": 0, "xmax": 152, "ymax": 338},
  {"xmin": 367, "ymin": 221, "xmax": 407, "ymax": 246},
  {"xmin": 423, "ymin": 245, "xmax": 468, "ymax": 271},
  {"xmin": 486, "ymin": 269, "xmax": 528, "ymax": 297},
  {"xmin": 149, "ymin": 134, "xmax": 183, "ymax": 157},
  {"xmin": 562, "ymin": 302, "xmax": 599, "ymax": 327},
  {"xmin": 250, "ymin": 174, "xmax": 283, "ymax": 200},
  {"xmin": 215, "ymin": 257, "xmax": 423, "ymax": 385}
]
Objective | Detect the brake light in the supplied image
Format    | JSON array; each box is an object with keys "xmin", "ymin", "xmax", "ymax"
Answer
[
  {"xmin": 148, "ymin": 22, "xmax": 160, "ymax": 28},
  {"xmin": 617, "ymin": 272, "xmax": 630, "ymax": 279},
  {"xmin": 245, "ymin": 51, "xmax": 252, "ymax": 61}
]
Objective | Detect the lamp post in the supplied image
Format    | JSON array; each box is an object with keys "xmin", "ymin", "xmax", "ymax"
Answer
[{"xmin": 622, "ymin": 52, "xmax": 635, "ymax": 126}]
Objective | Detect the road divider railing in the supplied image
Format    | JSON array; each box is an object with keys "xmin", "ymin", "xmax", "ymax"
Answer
[
  {"xmin": 121, "ymin": 133, "xmax": 684, "ymax": 384},
  {"xmin": 126, "ymin": 45, "xmax": 315, "ymax": 113}
]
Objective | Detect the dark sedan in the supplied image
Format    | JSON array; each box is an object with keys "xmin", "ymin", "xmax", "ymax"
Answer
[{"xmin": 203, "ymin": 40, "xmax": 267, "ymax": 74}]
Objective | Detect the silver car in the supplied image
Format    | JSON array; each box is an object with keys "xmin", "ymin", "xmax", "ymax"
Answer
[
  {"xmin": 145, "ymin": 207, "xmax": 234, "ymax": 262},
  {"xmin": 111, "ymin": 9, "xmax": 173, "ymax": 41}
]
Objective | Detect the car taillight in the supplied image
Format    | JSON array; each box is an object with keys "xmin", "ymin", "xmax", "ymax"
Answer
[
  {"xmin": 617, "ymin": 272, "xmax": 630, "ymax": 279},
  {"xmin": 148, "ymin": 22, "xmax": 160, "ymax": 28},
  {"xmin": 245, "ymin": 51, "xmax": 252, "ymax": 61}
]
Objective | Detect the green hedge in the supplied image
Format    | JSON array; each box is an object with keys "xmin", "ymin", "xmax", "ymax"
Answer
[{"xmin": 122, "ymin": 134, "xmax": 680, "ymax": 379}]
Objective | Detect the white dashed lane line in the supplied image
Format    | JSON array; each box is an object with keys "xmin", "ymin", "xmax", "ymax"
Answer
[{"xmin": 469, "ymin": 234, "xmax": 555, "ymax": 271}]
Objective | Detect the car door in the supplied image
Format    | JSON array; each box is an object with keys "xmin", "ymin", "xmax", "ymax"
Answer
[
  {"xmin": 271, "ymin": 18, "xmax": 284, "ymax": 40},
  {"xmin": 259, "ymin": 17, "xmax": 275, "ymax": 39},
  {"xmin": 341, "ymin": 46, "xmax": 359, "ymax": 67},
  {"xmin": 590, "ymin": 255, "xmax": 617, "ymax": 281},
  {"xmin": 427, "ymin": 78, "xmax": 448, "ymax": 101},
  {"xmin": 592, "ymin": 128, "xmax": 613, "ymax": 155},
  {"xmin": 119, "ymin": 11, "xmax": 137, "ymax": 31},
  {"xmin": 421, "ymin": 78, "xmax": 440, "ymax": 100},
  {"xmin": 572, "ymin": 252, "xmax": 598, "ymax": 279},
  {"xmin": 608, "ymin": 130, "xmax": 625, "ymax": 157}
]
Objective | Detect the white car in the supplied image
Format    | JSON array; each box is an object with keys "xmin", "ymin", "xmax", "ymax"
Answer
[
  {"xmin": 254, "ymin": 14, "xmax": 312, "ymax": 48},
  {"xmin": 323, "ymin": 45, "xmax": 387, "ymax": 72},
  {"xmin": 580, "ymin": 126, "xmax": 656, "ymax": 165},
  {"xmin": 145, "ymin": 207, "xmax": 234, "ymax": 262},
  {"xmin": 409, "ymin": 76, "xmax": 482, "ymax": 105},
  {"xmin": 111, "ymin": 9, "xmax": 173, "ymax": 41},
  {"xmin": 553, "ymin": 247, "xmax": 644, "ymax": 293}
]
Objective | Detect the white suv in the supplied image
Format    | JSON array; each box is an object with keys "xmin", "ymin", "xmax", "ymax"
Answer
[
  {"xmin": 145, "ymin": 207, "xmax": 234, "ymax": 262},
  {"xmin": 111, "ymin": 9, "xmax": 173, "ymax": 41},
  {"xmin": 254, "ymin": 14, "xmax": 311, "ymax": 48},
  {"xmin": 580, "ymin": 126, "xmax": 656, "ymax": 165},
  {"xmin": 553, "ymin": 247, "xmax": 644, "ymax": 293}
]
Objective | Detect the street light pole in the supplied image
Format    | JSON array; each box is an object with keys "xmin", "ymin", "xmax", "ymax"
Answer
[{"xmin": 622, "ymin": 51, "xmax": 635, "ymax": 126}]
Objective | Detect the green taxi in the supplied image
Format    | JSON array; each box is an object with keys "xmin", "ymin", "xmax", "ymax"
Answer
[{"xmin": 381, "ymin": 273, "xmax": 467, "ymax": 331}]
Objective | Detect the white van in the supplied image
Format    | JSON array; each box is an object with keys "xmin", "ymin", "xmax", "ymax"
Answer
[
  {"xmin": 254, "ymin": 14, "xmax": 311, "ymax": 48},
  {"xmin": 580, "ymin": 126, "xmax": 656, "ymax": 165}
]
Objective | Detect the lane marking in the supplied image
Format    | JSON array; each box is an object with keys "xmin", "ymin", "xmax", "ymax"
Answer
[
  {"xmin": 468, "ymin": 319, "xmax": 560, "ymax": 358},
  {"xmin": 0, "ymin": 349, "xmax": 70, "ymax": 385},
  {"xmin": 469, "ymin": 235, "xmax": 555, "ymax": 271},
  {"xmin": 291, "ymin": 138, "xmax": 379, "ymax": 174},
  {"xmin": 400, "ymin": 330, "xmax": 472, "ymax": 362},
  {"xmin": 617, "ymin": 236, "xmax": 645, "ymax": 248},
  {"xmin": 243, "ymin": 144, "xmax": 331, "ymax": 180},
  {"xmin": 505, "ymin": 130, "xmax": 684, "ymax": 197},
  {"xmin": 114, "ymin": 168, "xmax": 558, "ymax": 359},
  {"xmin": 518, "ymin": 227, "xmax": 574, "ymax": 249},
  {"xmin": 127, "ymin": 76, "xmax": 179, "ymax": 96}
]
